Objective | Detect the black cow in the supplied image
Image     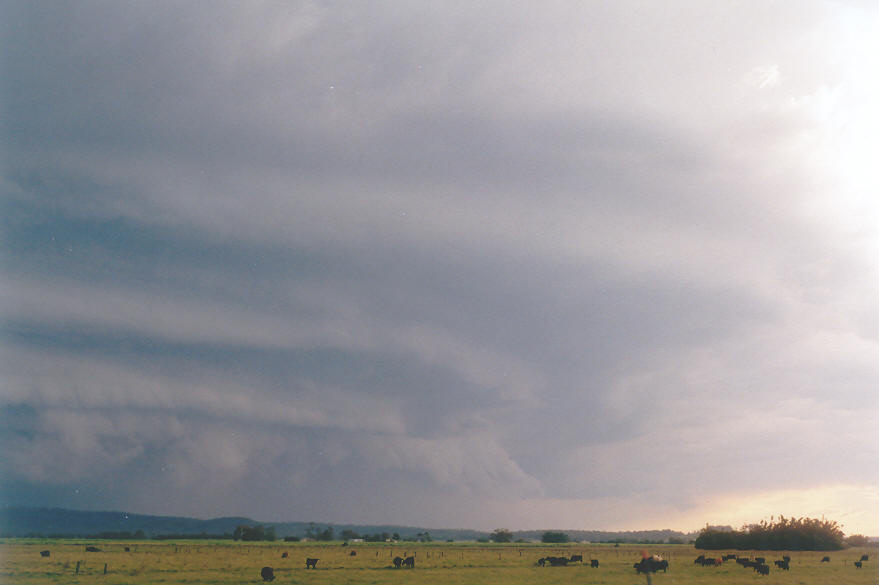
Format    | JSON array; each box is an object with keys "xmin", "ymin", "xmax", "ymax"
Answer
[
  {"xmin": 860, "ymin": 554, "xmax": 869, "ymax": 562},
  {"xmin": 281, "ymin": 552, "xmax": 288, "ymax": 558},
  {"xmin": 694, "ymin": 554, "xmax": 705, "ymax": 564},
  {"xmin": 783, "ymin": 555, "xmax": 791, "ymax": 563},
  {"xmin": 774, "ymin": 560, "xmax": 790, "ymax": 570},
  {"xmin": 393, "ymin": 556, "xmax": 403, "ymax": 568},
  {"xmin": 821, "ymin": 556, "xmax": 830, "ymax": 562},
  {"xmin": 349, "ymin": 550, "xmax": 357, "ymax": 556},
  {"xmin": 755, "ymin": 563, "xmax": 770, "ymax": 575},
  {"xmin": 855, "ymin": 561, "xmax": 863, "ymax": 569},
  {"xmin": 85, "ymin": 546, "xmax": 101, "ymax": 552},
  {"xmin": 546, "ymin": 556, "xmax": 569, "ymax": 566},
  {"xmin": 305, "ymin": 558, "xmax": 318, "ymax": 569},
  {"xmin": 569, "ymin": 554, "xmax": 583, "ymax": 563},
  {"xmin": 536, "ymin": 557, "xmax": 545, "ymax": 567},
  {"xmin": 261, "ymin": 566, "xmax": 275, "ymax": 581},
  {"xmin": 635, "ymin": 557, "xmax": 668, "ymax": 573},
  {"xmin": 590, "ymin": 559, "xmax": 599, "ymax": 568},
  {"xmin": 755, "ymin": 557, "xmax": 766, "ymax": 564},
  {"xmin": 40, "ymin": 550, "xmax": 50, "ymax": 557},
  {"xmin": 723, "ymin": 554, "xmax": 737, "ymax": 561},
  {"xmin": 402, "ymin": 556, "xmax": 415, "ymax": 568}
]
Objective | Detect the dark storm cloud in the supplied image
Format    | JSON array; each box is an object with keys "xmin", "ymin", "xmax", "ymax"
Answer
[{"xmin": 2, "ymin": 1, "xmax": 878, "ymax": 532}]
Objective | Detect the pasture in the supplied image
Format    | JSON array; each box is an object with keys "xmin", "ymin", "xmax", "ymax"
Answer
[{"xmin": 1, "ymin": 540, "xmax": 876, "ymax": 585}]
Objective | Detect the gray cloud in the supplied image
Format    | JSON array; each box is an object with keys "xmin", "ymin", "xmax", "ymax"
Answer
[{"xmin": 3, "ymin": 0, "xmax": 879, "ymax": 533}]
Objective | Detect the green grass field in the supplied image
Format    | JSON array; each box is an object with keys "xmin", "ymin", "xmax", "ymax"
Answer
[{"xmin": 1, "ymin": 540, "xmax": 876, "ymax": 584}]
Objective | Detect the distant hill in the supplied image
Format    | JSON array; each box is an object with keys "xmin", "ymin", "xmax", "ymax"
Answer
[{"xmin": 0, "ymin": 505, "xmax": 697, "ymax": 542}]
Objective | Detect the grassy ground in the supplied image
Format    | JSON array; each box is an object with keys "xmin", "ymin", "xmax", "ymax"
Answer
[{"xmin": 1, "ymin": 540, "xmax": 876, "ymax": 584}]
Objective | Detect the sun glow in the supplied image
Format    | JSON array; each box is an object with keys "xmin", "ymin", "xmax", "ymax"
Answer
[{"xmin": 678, "ymin": 484, "xmax": 879, "ymax": 536}]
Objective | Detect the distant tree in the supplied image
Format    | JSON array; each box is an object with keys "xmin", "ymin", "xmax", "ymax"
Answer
[
  {"xmin": 392, "ymin": 532, "xmax": 400, "ymax": 541},
  {"xmin": 284, "ymin": 536, "xmax": 300, "ymax": 542},
  {"xmin": 542, "ymin": 531, "xmax": 569, "ymax": 543},
  {"xmin": 317, "ymin": 526, "xmax": 334, "ymax": 541},
  {"xmin": 492, "ymin": 529, "xmax": 514, "ymax": 543},
  {"xmin": 696, "ymin": 516, "xmax": 844, "ymax": 550},
  {"xmin": 846, "ymin": 534, "xmax": 870, "ymax": 547},
  {"xmin": 341, "ymin": 529, "xmax": 359, "ymax": 541},
  {"xmin": 233, "ymin": 524, "xmax": 273, "ymax": 541}
]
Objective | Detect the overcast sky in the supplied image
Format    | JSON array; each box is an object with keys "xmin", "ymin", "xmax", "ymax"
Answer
[{"xmin": 2, "ymin": 1, "xmax": 878, "ymax": 536}]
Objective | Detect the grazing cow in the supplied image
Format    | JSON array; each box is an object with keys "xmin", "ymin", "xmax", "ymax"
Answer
[
  {"xmin": 305, "ymin": 558, "xmax": 318, "ymax": 569},
  {"xmin": 635, "ymin": 557, "xmax": 668, "ymax": 573},
  {"xmin": 755, "ymin": 557, "xmax": 766, "ymax": 564},
  {"xmin": 590, "ymin": 559, "xmax": 599, "ymax": 568},
  {"xmin": 402, "ymin": 556, "xmax": 415, "ymax": 568},
  {"xmin": 349, "ymin": 550, "xmax": 357, "ymax": 556},
  {"xmin": 755, "ymin": 563, "xmax": 770, "ymax": 575},
  {"xmin": 281, "ymin": 552, "xmax": 288, "ymax": 559},
  {"xmin": 774, "ymin": 560, "xmax": 790, "ymax": 570},
  {"xmin": 546, "ymin": 556, "xmax": 569, "ymax": 566},
  {"xmin": 393, "ymin": 556, "xmax": 403, "ymax": 569},
  {"xmin": 569, "ymin": 554, "xmax": 583, "ymax": 563},
  {"xmin": 536, "ymin": 558, "xmax": 545, "ymax": 566},
  {"xmin": 260, "ymin": 566, "xmax": 275, "ymax": 581},
  {"xmin": 694, "ymin": 554, "xmax": 706, "ymax": 564},
  {"xmin": 40, "ymin": 550, "xmax": 50, "ymax": 557},
  {"xmin": 783, "ymin": 555, "xmax": 791, "ymax": 563},
  {"xmin": 860, "ymin": 554, "xmax": 869, "ymax": 562},
  {"xmin": 85, "ymin": 546, "xmax": 101, "ymax": 552},
  {"xmin": 821, "ymin": 556, "xmax": 830, "ymax": 562},
  {"xmin": 855, "ymin": 561, "xmax": 863, "ymax": 569},
  {"xmin": 723, "ymin": 554, "xmax": 737, "ymax": 561}
]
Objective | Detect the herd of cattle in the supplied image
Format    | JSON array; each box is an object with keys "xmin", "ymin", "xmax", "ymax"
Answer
[
  {"xmin": 259, "ymin": 550, "xmax": 869, "ymax": 579},
  {"xmin": 537, "ymin": 554, "xmax": 600, "ymax": 567},
  {"xmin": 35, "ymin": 545, "xmax": 871, "ymax": 580}
]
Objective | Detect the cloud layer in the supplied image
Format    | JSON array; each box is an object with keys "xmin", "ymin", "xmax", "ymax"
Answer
[{"xmin": 2, "ymin": 1, "xmax": 879, "ymax": 534}]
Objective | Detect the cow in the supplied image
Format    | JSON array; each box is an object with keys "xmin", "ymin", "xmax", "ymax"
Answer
[
  {"xmin": 854, "ymin": 561, "xmax": 863, "ymax": 569},
  {"xmin": 546, "ymin": 556, "xmax": 569, "ymax": 566},
  {"xmin": 635, "ymin": 557, "xmax": 668, "ymax": 573},
  {"xmin": 124, "ymin": 547, "xmax": 130, "ymax": 552},
  {"xmin": 783, "ymin": 555, "xmax": 791, "ymax": 563},
  {"xmin": 281, "ymin": 552, "xmax": 288, "ymax": 559},
  {"xmin": 40, "ymin": 550, "xmax": 50, "ymax": 557},
  {"xmin": 694, "ymin": 554, "xmax": 706, "ymax": 564},
  {"xmin": 569, "ymin": 554, "xmax": 583, "ymax": 563},
  {"xmin": 349, "ymin": 550, "xmax": 357, "ymax": 556},
  {"xmin": 860, "ymin": 554, "xmax": 869, "ymax": 562},
  {"xmin": 260, "ymin": 566, "xmax": 275, "ymax": 581},
  {"xmin": 774, "ymin": 560, "xmax": 790, "ymax": 570},
  {"xmin": 754, "ymin": 563, "xmax": 770, "ymax": 575},
  {"xmin": 723, "ymin": 554, "xmax": 737, "ymax": 561},
  {"xmin": 402, "ymin": 556, "xmax": 415, "ymax": 568},
  {"xmin": 755, "ymin": 557, "xmax": 766, "ymax": 564},
  {"xmin": 536, "ymin": 558, "xmax": 545, "ymax": 566},
  {"xmin": 590, "ymin": 559, "xmax": 599, "ymax": 568},
  {"xmin": 821, "ymin": 556, "xmax": 830, "ymax": 563},
  {"xmin": 85, "ymin": 546, "xmax": 101, "ymax": 552},
  {"xmin": 393, "ymin": 556, "xmax": 403, "ymax": 569},
  {"xmin": 305, "ymin": 558, "xmax": 318, "ymax": 569}
]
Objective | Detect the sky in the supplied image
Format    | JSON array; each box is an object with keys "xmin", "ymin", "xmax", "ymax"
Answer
[{"xmin": 2, "ymin": 1, "xmax": 878, "ymax": 536}]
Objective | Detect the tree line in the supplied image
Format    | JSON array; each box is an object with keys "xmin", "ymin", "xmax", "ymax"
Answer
[{"xmin": 695, "ymin": 516, "xmax": 847, "ymax": 550}]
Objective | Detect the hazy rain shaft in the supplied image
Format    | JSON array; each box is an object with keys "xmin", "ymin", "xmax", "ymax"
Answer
[{"xmin": 2, "ymin": 1, "xmax": 878, "ymax": 535}]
